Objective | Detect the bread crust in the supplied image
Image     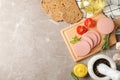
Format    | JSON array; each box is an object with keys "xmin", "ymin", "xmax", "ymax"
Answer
[
  {"xmin": 41, "ymin": 0, "xmax": 83, "ymax": 23},
  {"xmin": 60, "ymin": 0, "xmax": 83, "ymax": 23},
  {"xmin": 41, "ymin": 0, "xmax": 63, "ymax": 21}
]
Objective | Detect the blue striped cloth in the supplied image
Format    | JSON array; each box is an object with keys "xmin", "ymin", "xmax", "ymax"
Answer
[{"xmin": 76, "ymin": 0, "xmax": 120, "ymax": 19}]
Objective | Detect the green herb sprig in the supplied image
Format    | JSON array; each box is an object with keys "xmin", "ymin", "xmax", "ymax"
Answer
[
  {"xmin": 110, "ymin": 15, "xmax": 114, "ymax": 20},
  {"xmin": 102, "ymin": 34, "xmax": 110, "ymax": 50},
  {"xmin": 71, "ymin": 72, "xmax": 79, "ymax": 80},
  {"xmin": 70, "ymin": 36, "xmax": 81, "ymax": 44}
]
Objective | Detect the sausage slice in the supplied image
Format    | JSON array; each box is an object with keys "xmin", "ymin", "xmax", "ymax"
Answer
[
  {"xmin": 73, "ymin": 40, "xmax": 91, "ymax": 57},
  {"xmin": 97, "ymin": 18, "xmax": 115, "ymax": 34}
]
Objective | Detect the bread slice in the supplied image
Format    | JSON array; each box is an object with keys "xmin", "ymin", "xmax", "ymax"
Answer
[
  {"xmin": 60, "ymin": 0, "xmax": 83, "ymax": 23},
  {"xmin": 41, "ymin": 0, "xmax": 83, "ymax": 23},
  {"xmin": 41, "ymin": 0, "xmax": 63, "ymax": 21}
]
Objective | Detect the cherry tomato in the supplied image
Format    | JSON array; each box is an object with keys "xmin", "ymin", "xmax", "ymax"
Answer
[
  {"xmin": 76, "ymin": 25, "xmax": 88, "ymax": 35},
  {"xmin": 84, "ymin": 18, "xmax": 96, "ymax": 27}
]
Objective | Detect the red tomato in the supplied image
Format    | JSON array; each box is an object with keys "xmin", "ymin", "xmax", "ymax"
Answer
[
  {"xmin": 84, "ymin": 18, "xmax": 96, "ymax": 27},
  {"xmin": 76, "ymin": 25, "xmax": 88, "ymax": 35}
]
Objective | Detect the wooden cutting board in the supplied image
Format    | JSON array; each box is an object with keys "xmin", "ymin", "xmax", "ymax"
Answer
[{"xmin": 60, "ymin": 13, "xmax": 120, "ymax": 62}]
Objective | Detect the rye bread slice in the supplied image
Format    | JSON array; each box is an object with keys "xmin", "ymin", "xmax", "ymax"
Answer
[
  {"xmin": 41, "ymin": 0, "xmax": 63, "ymax": 21},
  {"xmin": 60, "ymin": 0, "xmax": 83, "ymax": 23}
]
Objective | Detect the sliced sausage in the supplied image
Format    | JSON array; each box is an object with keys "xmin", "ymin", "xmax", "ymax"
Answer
[
  {"xmin": 97, "ymin": 18, "xmax": 115, "ymax": 34},
  {"xmin": 88, "ymin": 30, "xmax": 101, "ymax": 45},
  {"xmin": 73, "ymin": 40, "xmax": 91, "ymax": 57},
  {"xmin": 82, "ymin": 35, "xmax": 94, "ymax": 49},
  {"xmin": 83, "ymin": 31, "xmax": 98, "ymax": 47}
]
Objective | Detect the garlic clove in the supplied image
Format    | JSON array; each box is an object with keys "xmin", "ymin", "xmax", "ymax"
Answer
[
  {"xmin": 116, "ymin": 42, "xmax": 120, "ymax": 50},
  {"xmin": 113, "ymin": 53, "xmax": 120, "ymax": 61},
  {"xmin": 83, "ymin": 1, "xmax": 89, "ymax": 7}
]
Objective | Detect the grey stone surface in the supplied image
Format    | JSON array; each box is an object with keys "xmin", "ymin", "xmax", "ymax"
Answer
[{"xmin": 0, "ymin": 0, "xmax": 119, "ymax": 80}]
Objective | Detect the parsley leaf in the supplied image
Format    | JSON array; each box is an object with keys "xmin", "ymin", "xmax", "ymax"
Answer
[{"xmin": 70, "ymin": 36, "xmax": 81, "ymax": 44}]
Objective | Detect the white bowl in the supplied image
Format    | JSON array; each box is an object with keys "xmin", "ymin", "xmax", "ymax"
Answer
[{"xmin": 88, "ymin": 54, "xmax": 116, "ymax": 80}]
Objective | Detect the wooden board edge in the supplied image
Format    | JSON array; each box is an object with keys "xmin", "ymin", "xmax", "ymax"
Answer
[{"xmin": 60, "ymin": 30, "xmax": 77, "ymax": 61}]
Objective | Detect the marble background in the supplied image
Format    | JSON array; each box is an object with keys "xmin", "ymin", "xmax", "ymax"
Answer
[{"xmin": 0, "ymin": 0, "xmax": 119, "ymax": 80}]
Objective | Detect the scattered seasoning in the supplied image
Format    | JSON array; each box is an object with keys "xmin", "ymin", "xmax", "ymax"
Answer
[
  {"xmin": 102, "ymin": 34, "xmax": 110, "ymax": 50},
  {"xmin": 70, "ymin": 36, "xmax": 81, "ymax": 44},
  {"xmin": 71, "ymin": 72, "xmax": 79, "ymax": 80}
]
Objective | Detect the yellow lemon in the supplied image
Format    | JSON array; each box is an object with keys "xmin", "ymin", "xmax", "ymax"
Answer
[{"xmin": 73, "ymin": 64, "xmax": 88, "ymax": 77}]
